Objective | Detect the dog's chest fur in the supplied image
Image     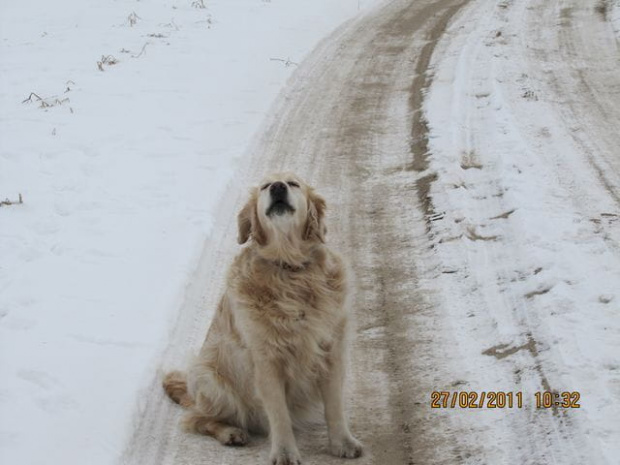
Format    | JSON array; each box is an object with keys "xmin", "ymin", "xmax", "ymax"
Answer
[{"xmin": 231, "ymin": 247, "xmax": 348, "ymax": 377}]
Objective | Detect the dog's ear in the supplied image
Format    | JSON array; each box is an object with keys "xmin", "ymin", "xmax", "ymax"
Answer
[
  {"xmin": 237, "ymin": 201, "xmax": 252, "ymax": 245},
  {"xmin": 237, "ymin": 190, "xmax": 266, "ymax": 245},
  {"xmin": 304, "ymin": 189, "xmax": 327, "ymax": 243}
]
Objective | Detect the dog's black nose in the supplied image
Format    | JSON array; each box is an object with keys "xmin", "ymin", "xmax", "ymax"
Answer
[{"xmin": 270, "ymin": 182, "xmax": 287, "ymax": 198}]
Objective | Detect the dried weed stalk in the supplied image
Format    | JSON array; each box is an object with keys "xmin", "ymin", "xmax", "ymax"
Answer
[{"xmin": 0, "ymin": 193, "xmax": 24, "ymax": 207}]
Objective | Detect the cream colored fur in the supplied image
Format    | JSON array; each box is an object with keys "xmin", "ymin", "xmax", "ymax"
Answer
[{"xmin": 163, "ymin": 173, "xmax": 362, "ymax": 465}]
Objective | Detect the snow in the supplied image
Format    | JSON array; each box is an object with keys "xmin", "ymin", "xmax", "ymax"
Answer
[
  {"xmin": 423, "ymin": 0, "xmax": 620, "ymax": 463},
  {"xmin": 0, "ymin": 1, "xmax": 378, "ymax": 464},
  {"xmin": 612, "ymin": 0, "xmax": 620, "ymax": 37}
]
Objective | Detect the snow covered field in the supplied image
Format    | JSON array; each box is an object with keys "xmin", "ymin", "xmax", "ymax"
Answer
[{"xmin": 0, "ymin": 1, "xmax": 377, "ymax": 464}]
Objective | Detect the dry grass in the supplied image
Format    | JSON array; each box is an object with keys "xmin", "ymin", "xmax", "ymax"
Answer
[
  {"xmin": 97, "ymin": 54, "xmax": 119, "ymax": 71},
  {"xmin": 0, "ymin": 193, "xmax": 23, "ymax": 207},
  {"xmin": 127, "ymin": 11, "xmax": 140, "ymax": 27},
  {"xmin": 131, "ymin": 43, "xmax": 149, "ymax": 59},
  {"xmin": 269, "ymin": 57, "xmax": 298, "ymax": 67},
  {"xmin": 22, "ymin": 92, "xmax": 70, "ymax": 109}
]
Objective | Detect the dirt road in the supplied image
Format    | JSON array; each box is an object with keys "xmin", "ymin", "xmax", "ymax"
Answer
[
  {"xmin": 121, "ymin": 0, "xmax": 619, "ymax": 464},
  {"xmin": 122, "ymin": 1, "xmax": 470, "ymax": 463}
]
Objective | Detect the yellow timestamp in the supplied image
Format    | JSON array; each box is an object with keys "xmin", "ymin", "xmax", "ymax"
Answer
[
  {"xmin": 535, "ymin": 391, "xmax": 580, "ymax": 409},
  {"xmin": 431, "ymin": 391, "xmax": 523, "ymax": 409},
  {"xmin": 430, "ymin": 391, "xmax": 581, "ymax": 409}
]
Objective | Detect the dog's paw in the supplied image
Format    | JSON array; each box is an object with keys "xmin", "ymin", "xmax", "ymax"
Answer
[
  {"xmin": 269, "ymin": 446, "xmax": 302, "ymax": 465},
  {"xmin": 330, "ymin": 435, "xmax": 363, "ymax": 459},
  {"xmin": 216, "ymin": 426, "xmax": 248, "ymax": 447}
]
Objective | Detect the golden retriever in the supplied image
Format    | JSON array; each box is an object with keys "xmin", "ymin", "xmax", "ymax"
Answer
[{"xmin": 163, "ymin": 172, "xmax": 362, "ymax": 464}]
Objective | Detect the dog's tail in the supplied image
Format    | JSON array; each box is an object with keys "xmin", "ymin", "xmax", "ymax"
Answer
[{"xmin": 163, "ymin": 371, "xmax": 194, "ymax": 408}]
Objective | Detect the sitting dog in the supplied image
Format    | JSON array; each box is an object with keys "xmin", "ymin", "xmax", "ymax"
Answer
[{"xmin": 163, "ymin": 172, "xmax": 362, "ymax": 464}]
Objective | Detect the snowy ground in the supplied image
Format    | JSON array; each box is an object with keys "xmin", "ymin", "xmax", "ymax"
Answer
[
  {"xmin": 424, "ymin": 0, "xmax": 620, "ymax": 462},
  {"xmin": 0, "ymin": 1, "xmax": 377, "ymax": 464},
  {"xmin": 612, "ymin": 0, "xmax": 620, "ymax": 36}
]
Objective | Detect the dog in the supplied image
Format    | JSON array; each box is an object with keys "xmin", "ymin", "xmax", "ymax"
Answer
[{"xmin": 163, "ymin": 172, "xmax": 362, "ymax": 465}]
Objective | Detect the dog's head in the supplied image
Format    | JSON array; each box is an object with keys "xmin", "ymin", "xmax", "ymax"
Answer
[{"xmin": 237, "ymin": 172, "xmax": 326, "ymax": 246}]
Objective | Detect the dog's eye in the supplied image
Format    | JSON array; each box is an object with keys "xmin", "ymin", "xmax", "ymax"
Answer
[
  {"xmin": 287, "ymin": 181, "xmax": 300, "ymax": 188},
  {"xmin": 261, "ymin": 183, "xmax": 271, "ymax": 191}
]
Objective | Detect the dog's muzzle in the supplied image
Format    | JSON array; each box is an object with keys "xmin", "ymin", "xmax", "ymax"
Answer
[{"xmin": 267, "ymin": 182, "xmax": 295, "ymax": 216}]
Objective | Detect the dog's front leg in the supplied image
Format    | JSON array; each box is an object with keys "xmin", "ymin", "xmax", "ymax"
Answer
[
  {"xmin": 255, "ymin": 361, "xmax": 302, "ymax": 465},
  {"xmin": 320, "ymin": 339, "xmax": 363, "ymax": 459}
]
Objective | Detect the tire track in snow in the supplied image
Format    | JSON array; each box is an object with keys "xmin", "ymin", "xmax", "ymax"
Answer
[{"xmin": 423, "ymin": 0, "xmax": 620, "ymax": 463}]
